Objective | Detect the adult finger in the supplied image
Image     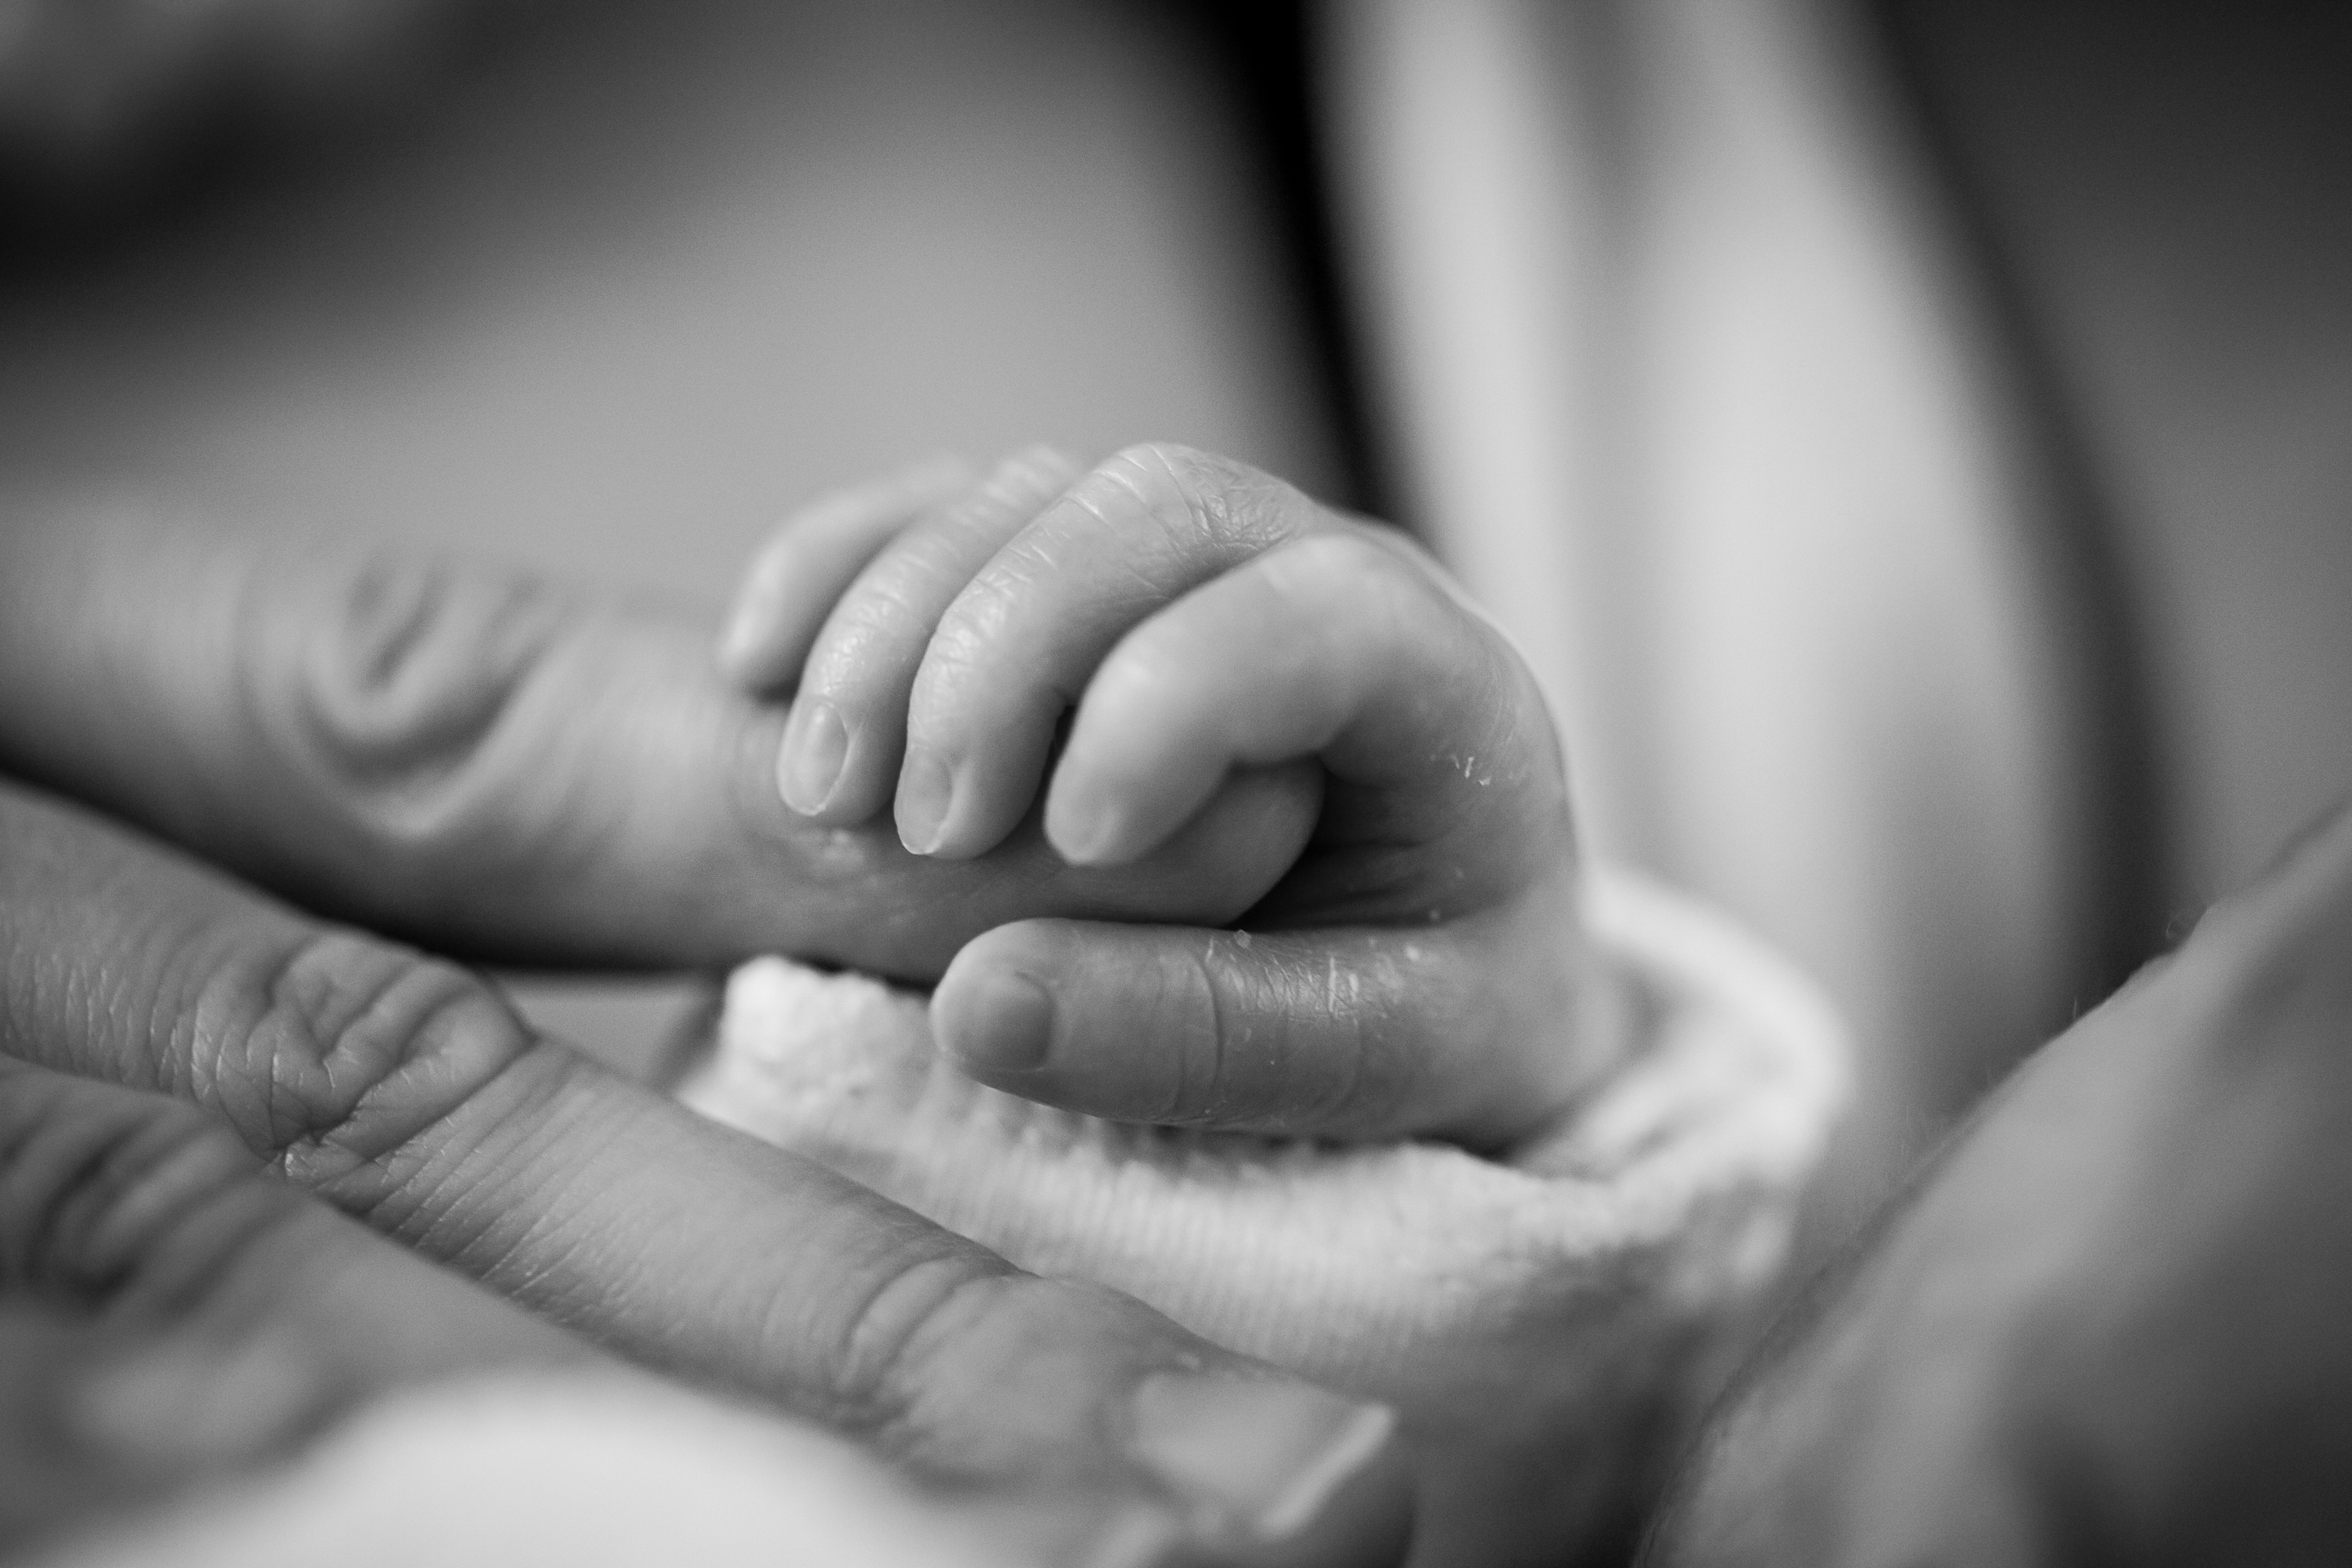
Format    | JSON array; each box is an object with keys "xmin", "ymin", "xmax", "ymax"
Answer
[
  {"xmin": 0, "ymin": 1064, "xmax": 1220, "ymax": 1568},
  {"xmin": 0, "ymin": 1061, "xmax": 596, "ymax": 1549},
  {"xmin": 895, "ymin": 442, "xmax": 1375, "ymax": 860},
  {"xmin": 0, "ymin": 497, "xmax": 1315, "ymax": 978},
  {"xmin": 0, "ymin": 783, "xmax": 1410, "ymax": 1566},
  {"xmin": 780, "ymin": 447, "xmax": 1078, "ymax": 824},
  {"xmin": 930, "ymin": 884, "xmax": 1604, "ymax": 1149},
  {"xmin": 1046, "ymin": 531, "xmax": 1551, "ymax": 877},
  {"xmin": 717, "ymin": 454, "xmax": 974, "ymax": 693}
]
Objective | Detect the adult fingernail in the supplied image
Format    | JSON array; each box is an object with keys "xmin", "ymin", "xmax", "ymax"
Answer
[
  {"xmin": 941, "ymin": 969, "xmax": 1055, "ymax": 1075},
  {"xmin": 1127, "ymin": 1373, "xmax": 1409, "ymax": 1560},
  {"xmin": 896, "ymin": 747, "xmax": 954, "ymax": 854},
  {"xmin": 778, "ymin": 698, "xmax": 848, "ymax": 814}
]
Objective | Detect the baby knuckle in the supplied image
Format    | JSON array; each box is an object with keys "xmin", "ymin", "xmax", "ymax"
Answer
[
  {"xmin": 1270, "ymin": 531, "xmax": 1407, "ymax": 605},
  {"xmin": 1097, "ymin": 443, "xmax": 1291, "ymax": 556},
  {"xmin": 918, "ymin": 583, "xmax": 1018, "ymax": 691},
  {"xmin": 806, "ymin": 537, "xmax": 981, "ymax": 692}
]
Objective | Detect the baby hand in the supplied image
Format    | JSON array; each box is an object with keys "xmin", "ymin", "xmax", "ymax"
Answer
[{"xmin": 721, "ymin": 444, "xmax": 1607, "ymax": 1148}]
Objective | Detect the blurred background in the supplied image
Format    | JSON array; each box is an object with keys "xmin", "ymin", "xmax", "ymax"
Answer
[{"xmin": 3, "ymin": 0, "xmax": 2347, "ymax": 1254}]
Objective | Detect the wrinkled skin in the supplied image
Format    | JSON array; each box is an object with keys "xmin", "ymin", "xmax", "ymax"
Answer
[
  {"xmin": 1648, "ymin": 800, "xmax": 2352, "ymax": 1567},
  {"xmin": 0, "ymin": 490, "xmax": 1420, "ymax": 1567},
  {"xmin": 723, "ymin": 444, "xmax": 1596, "ymax": 1146}
]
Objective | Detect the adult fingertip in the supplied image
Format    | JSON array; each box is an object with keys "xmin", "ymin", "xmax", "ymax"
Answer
[{"xmin": 1127, "ymin": 1374, "xmax": 1413, "ymax": 1568}]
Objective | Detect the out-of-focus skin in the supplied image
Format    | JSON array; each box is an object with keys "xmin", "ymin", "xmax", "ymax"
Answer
[
  {"xmin": 723, "ymin": 444, "xmax": 1600, "ymax": 1148},
  {"xmin": 1645, "ymin": 798, "xmax": 2352, "ymax": 1567},
  {"xmin": 0, "ymin": 0, "xmax": 468, "ymax": 194},
  {"xmin": 0, "ymin": 1064, "xmax": 592, "ymax": 1553},
  {"xmin": 0, "ymin": 500, "xmax": 1413, "ymax": 1566}
]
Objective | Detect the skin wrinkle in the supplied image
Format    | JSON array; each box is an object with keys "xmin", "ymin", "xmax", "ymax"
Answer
[
  {"xmin": 297, "ymin": 1037, "xmax": 563, "ymax": 1248},
  {"xmin": 88, "ymin": 1115, "xmax": 280, "ymax": 1320},
  {"xmin": 470, "ymin": 1076, "xmax": 679, "ymax": 1322},
  {"xmin": 186, "ymin": 925, "xmax": 450, "ymax": 1164},
  {"xmin": 240, "ymin": 930, "xmax": 362, "ymax": 1155},
  {"xmin": 1302, "ymin": 946, "xmax": 1377, "ymax": 1136},
  {"xmin": 292, "ymin": 556, "xmax": 563, "ymax": 798},
  {"xmin": 342, "ymin": 553, "xmax": 442, "ymax": 693},
  {"xmin": 355, "ymin": 1053, "xmax": 743, "ymax": 1371},
  {"xmin": 0, "ymin": 1073, "xmax": 132, "ymax": 1299},
  {"xmin": 109, "ymin": 1156, "xmax": 295, "ymax": 1333},
  {"xmin": 346, "ymin": 1082, "xmax": 534, "ymax": 1269},
  {"xmin": 309, "ymin": 955, "xmax": 486, "ymax": 1133},
  {"xmin": 818, "ymin": 1235, "xmax": 1018, "ymax": 1447},
  {"xmin": 1, "ymin": 1072, "xmax": 273, "ymax": 1319},
  {"xmin": 1091, "ymin": 452, "xmax": 1195, "ymax": 559},
  {"xmin": 242, "ymin": 554, "xmax": 594, "ymax": 924},
  {"xmin": 1128, "ymin": 444, "xmax": 1264, "ymax": 552},
  {"xmin": 477, "ymin": 1203, "xmax": 608, "ymax": 1340},
  {"xmin": 1180, "ymin": 933, "xmax": 1234, "ymax": 1128},
  {"xmin": 816, "ymin": 452, "xmax": 1076, "ymax": 701},
  {"xmin": 179, "ymin": 920, "xmax": 298, "ymax": 1146}
]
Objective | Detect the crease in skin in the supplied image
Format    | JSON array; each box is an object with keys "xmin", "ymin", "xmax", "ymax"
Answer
[
  {"xmin": 679, "ymin": 868, "xmax": 1849, "ymax": 1568},
  {"xmin": 268, "ymin": 555, "xmax": 570, "ymax": 845}
]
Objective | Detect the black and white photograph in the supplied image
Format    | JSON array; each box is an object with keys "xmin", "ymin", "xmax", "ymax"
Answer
[{"xmin": 1, "ymin": 3, "xmax": 2347, "ymax": 1564}]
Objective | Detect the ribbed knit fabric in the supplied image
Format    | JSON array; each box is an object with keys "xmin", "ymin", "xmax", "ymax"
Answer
[{"xmin": 679, "ymin": 868, "xmax": 1846, "ymax": 1567}]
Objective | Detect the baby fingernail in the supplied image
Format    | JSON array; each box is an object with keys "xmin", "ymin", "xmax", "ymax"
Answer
[
  {"xmin": 943, "ymin": 970, "xmax": 1055, "ymax": 1075},
  {"xmin": 895, "ymin": 747, "xmax": 954, "ymax": 854},
  {"xmin": 1048, "ymin": 790, "xmax": 1122, "ymax": 867},
  {"xmin": 1127, "ymin": 1373, "xmax": 1406, "ymax": 1554},
  {"xmin": 778, "ymin": 698, "xmax": 848, "ymax": 814}
]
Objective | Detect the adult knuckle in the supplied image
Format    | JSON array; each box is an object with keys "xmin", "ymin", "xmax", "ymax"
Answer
[
  {"xmin": 186, "ymin": 927, "xmax": 532, "ymax": 1190},
  {"xmin": 256, "ymin": 551, "xmax": 569, "ymax": 864},
  {"xmin": 0, "ymin": 1065, "xmax": 270, "ymax": 1305},
  {"xmin": 822, "ymin": 1242, "xmax": 1024, "ymax": 1450},
  {"xmin": 1171, "ymin": 936, "xmax": 1246, "ymax": 1124}
]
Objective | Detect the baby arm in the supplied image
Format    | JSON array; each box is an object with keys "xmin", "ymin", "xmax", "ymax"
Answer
[{"xmin": 720, "ymin": 443, "xmax": 1611, "ymax": 1148}]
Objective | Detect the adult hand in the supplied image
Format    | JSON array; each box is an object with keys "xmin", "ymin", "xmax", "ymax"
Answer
[
  {"xmin": 0, "ymin": 510, "xmax": 1407, "ymax": 1566},
  {"xmin": 1647, "ymin": 801, "xmax": 2352, "ymax": 1566},
  {"xmin": 721, "ymin": 445, "xmax": 1598, "ymax": 1148},
  {"xmin": 3, "ymin": 1056, "xmax": 1391, "ymax": 1568}
]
